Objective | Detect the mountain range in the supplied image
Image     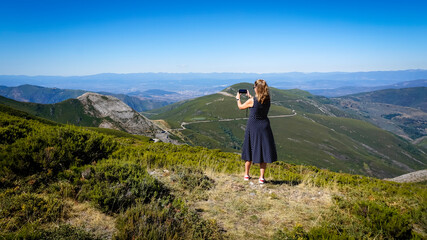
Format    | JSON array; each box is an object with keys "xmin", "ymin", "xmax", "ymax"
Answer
[
  {"xmin": 2, "ymin": 69, "xmax": 427, "ymax": 94},
  {"xmin": 0, "ymin": 84, "xmax": 171, "ymax": 111},
  {"xmin": 1, "ymin": 82, "xmax": 426, "ymax": 179},
  {"xmin": 0, "ymin": 93, "xmax": 176, "ymax": 143},
  {"xmin": 308, "ymin": 79, "xmax": 427, "ymax": 97}
]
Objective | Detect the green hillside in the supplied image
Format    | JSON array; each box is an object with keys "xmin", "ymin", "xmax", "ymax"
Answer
[
  {"xmin": 0, "ymin": 95, "xmax": 101, "ymax": 126},
  {"xmin": 333, "ymin": 87, "xmax": 427, "ymax": 140},
  {"xmin": 148, "ymin": 83, "xmax": 427, "ymax": 178},
  {"xmin": 0, "ymin": 84, "xmax": 170, "ymax": 111},
  {"xmin": 1, "ymin": 108, "xmax": 426, "ymax": 239},
  {"xmin": 0, "ymin": 84, "xmax": 86, "ymax": 104}
]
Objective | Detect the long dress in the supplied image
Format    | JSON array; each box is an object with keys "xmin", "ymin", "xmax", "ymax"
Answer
[{"xmin": 241, "ymin": 97, "xmax": 277, "ymax": 163}]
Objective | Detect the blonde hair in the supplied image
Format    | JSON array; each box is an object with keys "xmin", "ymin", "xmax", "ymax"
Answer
[{"xmin": 254, "ymin": 79, "xmax": 270, "ymax": 104}]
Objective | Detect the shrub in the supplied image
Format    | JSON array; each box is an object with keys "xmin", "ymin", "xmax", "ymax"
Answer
[
  {"xmin": 39, "ymin": 224, "xmax": 101, "ymax": 240},
  {"xmin": 351, "ymin": 200, "xmax": 413, "ymax": 239},
  {"xmin": 0, "ymin": 125, "xmax": 117, "ymax": 178},
  {"xmin": 170, "ymin": 166, "xmax": 215, "ymax": 191},
  {"xmin": 0, "ymin": 191, "xmax": 65, "ymax": 232},
  {"xmin": 114, "ymin": 198, "xmax": 224, "ymax": 240},
  {"xmin": 75, "ymin": 160, "xmax": 169, "ymax": 214}
]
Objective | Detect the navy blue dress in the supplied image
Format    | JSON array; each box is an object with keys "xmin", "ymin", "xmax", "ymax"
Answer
[{"xmin": 241, "ymin": 97, "xmax": 277, "ymax": 163}]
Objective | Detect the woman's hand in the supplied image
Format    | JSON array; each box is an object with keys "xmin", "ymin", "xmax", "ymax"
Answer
[
  {"xmin": 246, "ymin": 90, "xmax": 252, "ymax": 98},
  {"xmin": 236, "ymin": 92, "xmax": 241, "ymax": 99}
]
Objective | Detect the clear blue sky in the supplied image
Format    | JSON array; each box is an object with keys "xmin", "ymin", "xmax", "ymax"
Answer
[{"xmin": 1, "ymin": 0, "xmax": 427, "ymax": 75}]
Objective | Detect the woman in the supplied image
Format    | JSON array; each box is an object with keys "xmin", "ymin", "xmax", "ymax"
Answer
[{"xmin": 236, "ymin": 79, "xmax": 277, "ymax": 184}]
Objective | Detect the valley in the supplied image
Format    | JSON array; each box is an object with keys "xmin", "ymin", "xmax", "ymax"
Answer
[
  {"xmin": 1, "ymin": 82, "xmax": 425, "ymax": 179},
  {"xmin": 148, "ymin": 83, "xmax": 427, "ymax": 179}
]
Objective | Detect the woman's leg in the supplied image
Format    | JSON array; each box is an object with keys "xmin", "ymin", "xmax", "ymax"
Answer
[
  {"xmin": 245, "ymin": 161, "xmax": 252, "ymax": 176},
  {"xmin": 259, "ymin": 162, "xmax": 267, "ymax": 179}
]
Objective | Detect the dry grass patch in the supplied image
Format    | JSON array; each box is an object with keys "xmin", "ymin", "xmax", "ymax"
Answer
[
  {"xmin": 152, "ymin": 169, "xmax": 336, "ymax": 239},
  {"xmin": 65, "ymin": 200, "xmax": 116, "ymax": 239}
]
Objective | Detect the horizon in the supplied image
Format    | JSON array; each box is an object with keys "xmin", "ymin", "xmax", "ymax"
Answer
[
  {"xmin": 1, "ymin": 68, "xmax": 427, "ymax": 78},
  {"xmin": 1, "ymin": 1, "xmax": 427, "ymax": 75}
]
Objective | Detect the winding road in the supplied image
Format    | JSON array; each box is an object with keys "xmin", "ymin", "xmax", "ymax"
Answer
[{"xmin": 173, "ymin": 110, "xmax": 297, "ymax": 131}]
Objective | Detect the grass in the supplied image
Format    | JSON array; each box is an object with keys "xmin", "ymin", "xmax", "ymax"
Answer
[
  {"xmin": 1, "ymin": 108, "xmax": 426, "ymax": 239},
  {"xmin": 153, "ymin": 170, "xmax": 335, "ymax": 239}
]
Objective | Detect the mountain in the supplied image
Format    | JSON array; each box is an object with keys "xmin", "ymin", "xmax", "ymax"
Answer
[
  {"xmin": 147, "ymin": 83, "xmax": 427, "ymax": 179},
  {"xmin": 0, "ymin": 84, "xmax": 86, "ymax": 103},
  {"xmin": 76, "ymin": 92, "xmax": 161, "ymax": 136},
  {"xmin": 1, "ymin": 109, "xmax": 426, "ymax": 239},
  {"xmin": 0, "ymin": 93, "xmax": 172, "ymax": 141},
  {"xmin": 0, "ymin": 84, "xmax": 170, "ymax": 111},
  {"xmin": 2, "ymin": 69, "xmax": 427, "ymax": 93},
  {"xmin": 332, "ymin": 87, "xmax": 427, "ymax": 140},
  {"xmin": 309, "ymin": 79, "xmax": 427, "ymax": 97}
]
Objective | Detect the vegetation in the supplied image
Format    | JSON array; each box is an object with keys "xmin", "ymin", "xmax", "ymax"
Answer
[
  {"xmin": 147, "ymin": 83, "xmax": 427, "ymax": 178},
  {"xmin": 1, "ymin": 108, "xmax": 426, "ymax": 239},
  {"xmin": 333, "ymin": 87, "xmax": 427, "ymax": 140}
]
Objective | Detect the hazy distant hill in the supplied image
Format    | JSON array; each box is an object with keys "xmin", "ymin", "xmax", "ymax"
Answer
[
  {"xmin": 0, "ymin": 84, "xmax": 86, "ymax": 103},
  {"xmin": 147, "ymin": 83, "xmax": 427, "ymax": 178},
  {"xmin": 0, "ymin": 84, "xmax": 170, "ymax": 111},
  {"xmin": 333, "ymin": 87, "xmax": 427, "ymax": 140},
  {"xmin": 0, "ymin": 93, "xmax": 167, "ymax": 139},
  {"xmin": 308, "ymin": 79, "xmax": 427, "ymax": 97},
  {"xmin": 2, "ymin": 69, "xmax": 427, "ymax": 93}
]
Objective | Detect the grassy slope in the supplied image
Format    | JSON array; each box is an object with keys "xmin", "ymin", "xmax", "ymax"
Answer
[
  {"xmin": 148, "ymin": 83, "xmax": 427, "ymax": 178},
  {"xmin": 0, "ymin": 95, "xmax": 101, "ymax": 126},
  {"xmin": 0, "ymin": 103, "xmax": 151, "ymax": 142},
  {"xmin": 1, "ymin": 110, "xmax": 426, "ymax": 239},
  {"xmin": 333, "ymin": 87, "xmax": 427, "ymax": 140}
]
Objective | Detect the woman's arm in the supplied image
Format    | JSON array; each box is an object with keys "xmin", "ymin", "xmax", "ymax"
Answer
[{"xmin": 236, "ymin": 91, "xmax": 254, "ymax": 110}]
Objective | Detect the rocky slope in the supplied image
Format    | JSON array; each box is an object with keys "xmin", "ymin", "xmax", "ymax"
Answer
[
  {"xmin": 385, "ymin": 169, "xmax": 427, "ymax": 183},
  {"xmin": 77, "ymin": 92, "xmax": 167, "ymax": 139}
]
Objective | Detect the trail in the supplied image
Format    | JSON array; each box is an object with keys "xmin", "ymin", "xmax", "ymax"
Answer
[{"xmin": 172, "ymin": 110, "xmax": 297, "ymax": 131}]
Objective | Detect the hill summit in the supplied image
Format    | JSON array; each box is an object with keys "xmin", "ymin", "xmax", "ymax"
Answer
[{"xmin": 77, "ymin": 92, "xmax": 160, "ymax": 136}]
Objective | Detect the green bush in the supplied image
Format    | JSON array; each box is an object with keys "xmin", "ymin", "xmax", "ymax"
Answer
[
  {"xmin": 75, "ymin": 160, "xmax": 169, "ymax": 214},
  {"xmin": 170, "ymin": 166, "xmax": 215, "ymax": 191},
  {"xmin": 39, "ymin": 224, "xmax": 101, "ymax": 240},
  {"xmin": 0, "ymin": 124, "xmax": 117, "ymax": 178},
  {"xmin": 351, "ymin": 200, "xmax": 413, "ymax": 239},
  {"xmin": 114, "ymin": 199, "xmax": 224, "ymax": 240},
  {"xmin": 0, "ymin": 191, "xmax": 65, "ymax": 232}
]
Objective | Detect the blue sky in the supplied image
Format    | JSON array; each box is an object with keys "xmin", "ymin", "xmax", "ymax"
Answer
[{"xmin": 1, "ymin": 0, "xmax": 427, "ymax": 75}]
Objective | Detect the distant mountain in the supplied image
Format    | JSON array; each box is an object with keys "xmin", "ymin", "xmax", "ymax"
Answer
[
  {"xmin": 147, "ymin": 83, "xmax": 427, "ymax": 178},
  {"xmin": 332, "ymin": 87, "xmax": 427, "ymax": 140},
  {"xmin": 2, "ymin": 69, "xmax": 427, "ymax": 93},
  {"xmin": 0, "ymin": 85, "xmax": 170, "ymax": 111},
  {"xmin": 0, "ymin": 93, "xmax": 175, "ymax": 142},
  {"xmin": 308, "ymin": 79, "xmax": 427, "ymax": 97},
  {"xmin": 0, "ymin": 84, "xmax": 86, "ymax": 103}
]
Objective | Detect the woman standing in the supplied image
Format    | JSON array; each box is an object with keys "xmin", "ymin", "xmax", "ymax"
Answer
[{"xmin": 236, "ymin": 79, "xmax": 277, "ymax": 184}]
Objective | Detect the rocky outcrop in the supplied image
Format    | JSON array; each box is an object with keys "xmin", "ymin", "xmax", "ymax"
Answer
[
  {"xmin": 384, "ymin": 169, "xmax": 427, "ymax": 183},
  {"xmin": 77, "ymin": 92, "xmax": 161, "ymax": 137}
]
